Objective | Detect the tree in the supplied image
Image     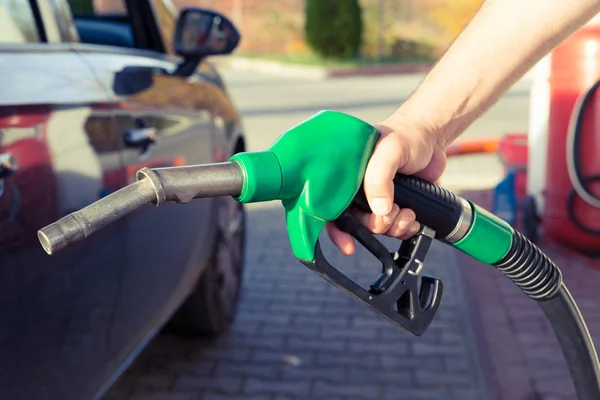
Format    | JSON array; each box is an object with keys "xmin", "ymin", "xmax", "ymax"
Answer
[{"xmin": 304, "ymin": 0, "xmax": 363, "ymax": 59}]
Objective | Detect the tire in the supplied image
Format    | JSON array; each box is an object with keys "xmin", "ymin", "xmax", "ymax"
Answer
[{"xmin": 168, "ymin": 197, "xmax": 246, "ymax": 337}]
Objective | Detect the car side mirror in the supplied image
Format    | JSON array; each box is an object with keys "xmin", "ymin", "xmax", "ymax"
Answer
[{"xmin": 173, "ymin": 8, "xmax": 241, "ymax": 77}]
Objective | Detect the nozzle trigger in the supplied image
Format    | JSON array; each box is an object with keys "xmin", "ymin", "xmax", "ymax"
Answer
[{"xmin": 299, "ymin": 211, "xmax": 443, "ymax": 337}]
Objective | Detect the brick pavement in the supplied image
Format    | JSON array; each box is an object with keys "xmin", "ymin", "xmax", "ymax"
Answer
[
  {"xmin": 103, "ymin": 202, "xmax": 490, "ymax": 400},
  {"xmin": 458, "ymin": 189, "xmax": 600, "ymax": 400}
]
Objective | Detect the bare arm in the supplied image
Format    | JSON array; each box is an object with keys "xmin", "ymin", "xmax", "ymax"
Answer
[{"xmin": 401, "ymin": 0, "xmax": 600, "ymax": 147}]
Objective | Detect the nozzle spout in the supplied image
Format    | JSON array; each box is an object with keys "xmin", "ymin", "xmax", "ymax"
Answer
[
  {"xmin": 38, "ymin": 162, "xmax": 244, "ymax": 255},
  {"xmin": 38, "ymin": 180, "xmax": 156, "ymax": 255}
]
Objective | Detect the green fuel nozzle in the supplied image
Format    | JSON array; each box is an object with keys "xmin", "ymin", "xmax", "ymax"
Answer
[{"xmin": 38, "ymin": 110, "xmax": 378, "ymax": 260}]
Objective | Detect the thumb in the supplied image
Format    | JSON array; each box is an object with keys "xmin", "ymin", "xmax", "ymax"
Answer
[{"xmin": 363, "ymin": 133, "xmax": 407, "ymax": 216}]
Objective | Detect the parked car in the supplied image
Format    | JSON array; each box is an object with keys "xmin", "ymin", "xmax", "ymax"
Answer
[{"xmin": 0, "ymin": 1, "xmax": 246, "ymax": 399}]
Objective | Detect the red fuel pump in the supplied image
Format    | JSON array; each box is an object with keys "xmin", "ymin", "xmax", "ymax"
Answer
[{"xmin": 540, "ymin": 17, "xmax": 600, "ymax": 255}]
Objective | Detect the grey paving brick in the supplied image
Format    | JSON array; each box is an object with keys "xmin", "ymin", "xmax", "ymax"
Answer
[
  {"xmin": 274, "ymin": 396, "xmax": 343, "ymax": 400},
  {"xmin": 130, "ymin": 392, "xmax": 201, "ymax": 400},
  {"xmin": 449, "ymin": 388, "xmax": 485, "ymax": 400},
  {"xmin": 380, "ymin": 354, "xmax": 444, "ymax": 372},
  {"xmin": 173, "ymin": 375, "xmax": 242, "ymax": 394},
  {"xmin": 236, "ymin": 311, "xmax": 292, "ymax": 325},
  {"xmin": 166, "ymin": 359, "xmax": 212, "ymax": 375},
  {"xmin": 347, "ymin": 367, "xmax": 412, "ymax": 385},
  {"xmin": 269, "ymin": 302, "xmax": 323, "ymax": 314},
  {"xmin": 292, "ymin": 314, "xmax": 348, "ymax": 327},
  {"xmin": 313, "ymin": 380, "xmax": 380, "ymax": 399},
  {"xmin": 412, "ymin": 342, "xmax": 467, "ymax": 356},
  {"xmin": 315, "ymin": 352, "xmax": 378, "ymax": 369},
  {"xmin": 230, "ymin": 321, "xmax": 260, "ymax": 335},
  {"xmin": 381, "ymin": 386, "xmax": 448, "ymax": 400},
  {"xmin": 243, "ymin": 378, "xmax": 309, "ymax": 397},
  {"xmin": 287, "ymin": 336, "xmax": 345, "ymax": 352},
  {"xmin": 251, "ymin": 349, "xmax": 314, "ymax": 366},
  {"xmin": 378, "ymin": 326, "xmax": 420, "ymax": 340},
  {"xmin": 442, "ymin": 355, "xmax": 472, "ymax": 373},
  {"xmin": 440, "ymin": 331, "xmax": 466, "ymax": 344},
  {"xmin": 197, "ymin": 348, "xmax": 250, "ymax": 363},
  {"xmin": 202, "ymin": 393, "xmax": 270, "ymax": 400},
  {"xmin": 350, "ymin": 316, "xmax": 388, "ymax": 328},
  {"xmin": 281, "ymin": 365, "xmax": 347, "ymax": 382},
  {"xmin": 222, "ymin": 332, "xmax": 285, "ymax": 350},
  {"xmin": 415, "ymin": 370, "xmax": 472, "ymax": 387},
  {"xmin": 214, "ymin": 361, "xmax": 280, "ymax": 379},
  {"xmin": 259, "ymin": 321, "xmax": 321, "ymax": 338},
  {"xmin": 321, "ymin": 326, "xmax": 377, "ymax": 340},
  {"xmin": 348, "ymin": 340, "xmax": 408, "ymax": 355}
]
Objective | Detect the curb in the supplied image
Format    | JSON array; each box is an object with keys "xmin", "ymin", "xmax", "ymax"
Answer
[{"xmin": 211, "ymin": 56, "xmax": 433, "ymax": 80}]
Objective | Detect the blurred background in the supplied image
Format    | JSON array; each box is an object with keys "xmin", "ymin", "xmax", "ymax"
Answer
[{"xmin": 92, "ymin": 0, "xmax": 482, "ymax": 63}]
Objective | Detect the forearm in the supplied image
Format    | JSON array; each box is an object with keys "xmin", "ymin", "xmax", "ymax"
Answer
[{"xmin": 397, "ymin": 0, "xmax": 600, "ymax": 148}]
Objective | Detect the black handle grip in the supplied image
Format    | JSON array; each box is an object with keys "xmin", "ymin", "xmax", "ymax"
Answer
[{"xmin": 352, "ymin": 173, "xmax": 466, "ymax": 240}]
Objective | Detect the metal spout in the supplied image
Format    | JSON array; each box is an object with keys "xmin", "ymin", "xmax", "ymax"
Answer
[{"xmin": 38, "ymin": 162, "xmax": 244, "ymax": 255}]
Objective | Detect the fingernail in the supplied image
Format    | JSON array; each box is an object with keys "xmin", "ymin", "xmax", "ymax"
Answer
[
  {"xmin": 370, "ymin": 198, "xmax": 391, "ymax": 216},
  {"xmin": 409, "ymin": 224, "xmax": 420, "ymax": 235},
  {"xmin": 398, "ymin": 217, "xmax": 413, "ymax": 230},
  {"xmin": 382, "ymin": 204, "xmax": 400, "ymax": 224}
]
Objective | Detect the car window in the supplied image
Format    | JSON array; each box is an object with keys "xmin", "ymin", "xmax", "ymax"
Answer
[
  {"xmin": 0, "ymin": 0, "xmax": 41, "ymax": 43},
  {"xmin": 65, "ymin": 0, "xmax": 134, "ymax": 48}
]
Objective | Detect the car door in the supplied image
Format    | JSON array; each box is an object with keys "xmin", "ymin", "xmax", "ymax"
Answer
[
  {"xmin": 63, "ymin": 0, "xmax": 224, "ymax": 376},
  {"xmin": 0, "ymin": 1, "xmax": 126, "ymax": 400}
]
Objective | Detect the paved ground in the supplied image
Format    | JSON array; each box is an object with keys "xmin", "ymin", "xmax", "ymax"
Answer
[{"xmin": 102, "ymin": 67, "xmax": 539, "ymax": 400}]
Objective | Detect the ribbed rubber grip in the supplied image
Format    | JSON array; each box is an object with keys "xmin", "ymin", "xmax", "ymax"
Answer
[
  {"xmin": 352, "ymin": 173, "xmax": 465, "ymax": 239},
  {"xmin": 493, "ymin": 230, "xmax": 562, "ymax": 300}
]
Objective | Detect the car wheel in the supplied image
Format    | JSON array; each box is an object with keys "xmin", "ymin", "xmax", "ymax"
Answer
[{"xmin": 168, "ymin": 197, "xmax": 246, "ymax": 336}]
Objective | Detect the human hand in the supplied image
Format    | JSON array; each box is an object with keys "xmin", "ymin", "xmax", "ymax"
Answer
[{"xmin": 326, "ymin": 112, "xmax": 448, "ymax": 255}]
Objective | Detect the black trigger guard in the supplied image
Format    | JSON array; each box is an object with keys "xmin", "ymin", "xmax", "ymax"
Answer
[{"xmin": 299, "ymin": 211, "xmax": 443, "ymax": 337}]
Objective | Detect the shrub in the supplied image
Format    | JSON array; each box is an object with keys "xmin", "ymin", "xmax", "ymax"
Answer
[{"xmin": 304, "ymin": 0, "xmax": 363, "ymax": 59}]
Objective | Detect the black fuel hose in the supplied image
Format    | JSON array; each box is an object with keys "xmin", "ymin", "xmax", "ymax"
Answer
[
  {"xmin": 541, "ymin": 285, "xmax": 600, "ymax": 400},
  {"xmin": 495, "ymin": 230, "xmax": 600, "ymax": 400},
  {"xmin": 354, "ymin": 174, "xmax": 600, "ymax": 400}
]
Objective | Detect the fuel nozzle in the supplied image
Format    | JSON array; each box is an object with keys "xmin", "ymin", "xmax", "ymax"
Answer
[
  {"xmin": 37, "ymin": 162, "xmax": 244, "ymax": 255},
  {"xmin": 38, "ymin": 110, "xmax": 381, "ymax": 261}
]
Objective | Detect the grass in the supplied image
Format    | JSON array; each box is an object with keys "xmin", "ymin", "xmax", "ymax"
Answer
[{"xmin": 233, "ymin": 51, "xmax": 434, "ymax": 69}]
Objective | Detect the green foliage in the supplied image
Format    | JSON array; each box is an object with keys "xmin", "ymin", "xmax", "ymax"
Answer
[{"xmin": 304, "ymin": 0, "xmax": 363, "ymax": 59}]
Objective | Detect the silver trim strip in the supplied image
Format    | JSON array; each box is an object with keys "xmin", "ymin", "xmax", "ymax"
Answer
[{"xmin": 443, "ymin": 197, "xmax": 473, "ymax": 244}]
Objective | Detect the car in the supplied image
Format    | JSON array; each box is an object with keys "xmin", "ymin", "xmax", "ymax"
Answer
[{"xmin": 0, "ymin": 1, "xmax": 247, "ymax": 399}]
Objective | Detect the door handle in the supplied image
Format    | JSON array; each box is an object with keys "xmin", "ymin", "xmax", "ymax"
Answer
[
  {"xmin": 123, "ymin": 127, "xmax": 157, "ymax": 160},
  {"xmin": 123, "ymin": 127, "xmax": 157, "ymax": 149}
]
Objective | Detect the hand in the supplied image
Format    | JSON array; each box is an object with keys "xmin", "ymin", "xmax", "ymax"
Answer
[{"xmin": 326, "ymin": 112, "xmax": 448, "ymax": 255}]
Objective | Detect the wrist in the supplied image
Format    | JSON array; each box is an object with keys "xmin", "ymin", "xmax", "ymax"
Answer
[{"xmin": 384, "ymin": 101, "xmax": 453, "ymax": 151}]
